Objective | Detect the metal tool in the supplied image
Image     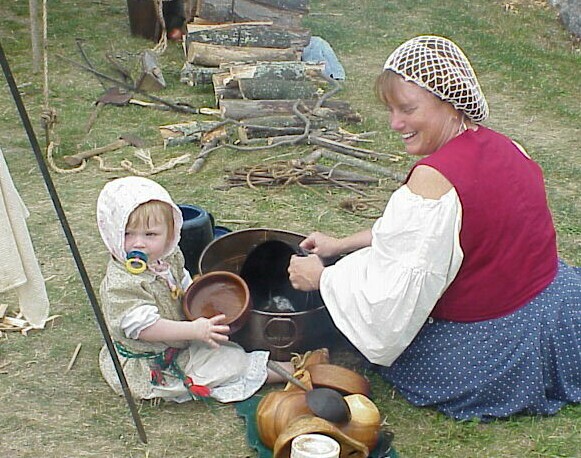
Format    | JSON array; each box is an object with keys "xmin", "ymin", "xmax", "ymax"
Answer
[{"xmin": 63, "ymin": 133, "xmax": 145, "ymax": 167}]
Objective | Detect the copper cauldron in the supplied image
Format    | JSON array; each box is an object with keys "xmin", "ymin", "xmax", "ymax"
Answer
[{"xmin": 198, "ymin": 228, "xmax": 342, "ymax": 361}]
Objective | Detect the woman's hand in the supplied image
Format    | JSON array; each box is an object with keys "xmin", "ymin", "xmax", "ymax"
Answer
[
  {"xmin": 288, "ymin": 254, "xmax": 324, "ymax": 291},
  {"xmin": 191, "ymin": 314, "xmax": 230, "ymax": 348},
  {"xmin": 300, "ymin": 229, "xmax": 373, "ymax": 258},
  {"xmin": 300, "ymin": 232, "xmax": 343, "ymax": 258}
]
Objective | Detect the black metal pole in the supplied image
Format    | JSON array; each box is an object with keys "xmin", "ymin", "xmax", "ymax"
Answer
[{"xmin": 0, "ymin": 40, "xmax": 148, "ymax": 444}]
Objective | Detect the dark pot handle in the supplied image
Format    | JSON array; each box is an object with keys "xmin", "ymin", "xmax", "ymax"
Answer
[{"xmin": 263, "ymin": 317, "xmax": 297, "ymax": 349}]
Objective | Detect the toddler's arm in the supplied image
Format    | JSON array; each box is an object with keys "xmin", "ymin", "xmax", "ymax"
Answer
[{"xmin": 139, "ymin": 314, "xmax": 230, "ymax": 348}]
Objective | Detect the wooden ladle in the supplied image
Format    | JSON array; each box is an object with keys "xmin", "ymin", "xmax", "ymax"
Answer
[{"xmin": 267, "ymin": 360, "xmax": 351, "ymax": 424}]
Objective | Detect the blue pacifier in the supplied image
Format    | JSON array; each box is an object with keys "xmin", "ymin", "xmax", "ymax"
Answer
[{"xmin": 125, "ymin": 250, "xmax": 148, "ymax": 274}]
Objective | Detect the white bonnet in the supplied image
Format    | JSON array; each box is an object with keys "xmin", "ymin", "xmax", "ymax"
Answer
[
  {"xmin": 96, "ymin": 176, "xmax": 183, "ymax": 263},
  {"xmin": 383, "ymin": 35, "xmax": 489, "ymax": 122}
]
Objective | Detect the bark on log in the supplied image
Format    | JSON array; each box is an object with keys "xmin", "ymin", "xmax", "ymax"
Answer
[
  {"xmin": 233, "ymin": 0, "xmax": 303, "ymax": 27},
  {"xmin": 196, "ymin": 0, "xmax": 303, "ymax": 27},
  {"xmin": 187, "ymin": 41, "xmax": 300, "ymax": 67},
  {"xmin": 136, "ymin": 50, "xmax": 166, "ymax": 92},
  {"xmin": 187, "ymin": 20, "xmax": 274, "ymax": 33},
  {"xmin": 212, "ymin": 71, "xmax": 242, "ymax": 103},
  {"xmin": 251, "ymin": 0, "xmax": 309, "ymax": 12},
  {"xmin": 159, "ymin": 120, "xmax": 225, "ymax": 141},
  {"xmin": 180, "ymin": 62, "xmax": 222, "ymax": 86},
  {"xmin": 195, "ymin": 0, "xmax": 232, "ymax": 22},
  {"xmin": 186, "ymin": 24, "xmax": 310, "ymax": 49},
  {"xmin": 238, "ymin": 78, "xmax": 318, "ymax": 100},
  {"xmin": 219, "ymin": 98, "xmax": 361, "ymax": 122},
  {"xmin": 225, "ymin": 61, "xmax": 324, "ymax": 81}
]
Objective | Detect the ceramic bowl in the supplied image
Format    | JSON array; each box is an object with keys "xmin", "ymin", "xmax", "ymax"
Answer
[{"xmin": 182, "ymin": 271, "xmax": 251, "ymax": 334}]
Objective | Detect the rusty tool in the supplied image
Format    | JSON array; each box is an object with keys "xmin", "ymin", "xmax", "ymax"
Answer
[
  {"xmin": 75, "ymin": 39, "xmax": 133, "ymax": 134},
  {"xmin": 85, "ymin": 87, "xmax": 133, "ymax": 134},
  {"xmin": 63, "ymin": 133, "xmax": 145, "ymax": 167},
  {"xmin": 57, "ymin": 53, "xmax": 202, "ymax": 115}
]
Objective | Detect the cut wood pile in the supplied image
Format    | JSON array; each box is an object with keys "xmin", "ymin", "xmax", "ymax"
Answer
[
  {"xmin": 0, "ymin": 303, "xmax": 60, "ymax": 337},
  {"xmin": 162, "ymin": 0, "xmax": 403, "ymax": 195},
  {"xmin": 182, "ymin": 0, "xmax": 309, "ymax": 83},
  {"xmin": 179, "ymin": 0, "xmax": 361, "ymax": 123},
  {"xmin": 92, "ymin": 0, "xmax": 404, "ymax": 205}
]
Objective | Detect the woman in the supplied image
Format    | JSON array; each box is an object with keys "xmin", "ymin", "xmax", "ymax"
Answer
[{"xmin": 288, "ymin": 35, "xmax": 580, "ymax": 420}]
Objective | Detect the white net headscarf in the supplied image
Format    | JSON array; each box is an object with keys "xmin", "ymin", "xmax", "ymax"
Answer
[{"xmin": 383, "ymin": 35, "xmax": 489, "ymax": 122}]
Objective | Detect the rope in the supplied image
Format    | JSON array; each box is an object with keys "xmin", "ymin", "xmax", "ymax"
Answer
[
  {"xmin": 339, "ymin": 197, "xmax": 384, "ymax": 219},
  {"xmin": 120, "ymin": 151, "xmax": 191, "ymax": 176},
  {"xmin": 151, "ymin": 0, "xmax": 168, "ymax": 55},
  {"xmin": 47, "ymin": 142, "xmax": 87, "ymax": 174}
]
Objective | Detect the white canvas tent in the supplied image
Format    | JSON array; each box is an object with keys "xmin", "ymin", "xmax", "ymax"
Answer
[{"xmin": 0, "ymin": 147, "xmax": 50, "ymax": 329}]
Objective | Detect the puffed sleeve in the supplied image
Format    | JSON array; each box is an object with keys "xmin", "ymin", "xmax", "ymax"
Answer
[
  {"xmin": 320, "ymin": 185, "xmax": 463, "ymax": 366},
  {"xmin": 120, "ymin": 305, "xmax": 160, "ymax": 339}
]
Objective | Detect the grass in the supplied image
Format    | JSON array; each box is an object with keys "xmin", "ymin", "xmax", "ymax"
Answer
[{"xmin": 0, "ymin": 0, "xmax": 580, "ymax": 456}]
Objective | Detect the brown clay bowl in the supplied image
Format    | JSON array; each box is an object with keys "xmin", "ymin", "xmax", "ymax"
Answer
[
  {"xmin": 308, "ymin": 363, "xmax": 371, "ymax": 396},
  {"xmin": 256, "ymin": 390, "xmax": 311, "ymax": 449},
  {"xmin": 182, "ymin": 271, "xmax": 251, "ymax": 335}
]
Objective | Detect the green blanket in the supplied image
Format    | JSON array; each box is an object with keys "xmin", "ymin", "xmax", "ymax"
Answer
[{"xmin": 235, "ymin": 395, "xmax": 398, "ymax": 458}]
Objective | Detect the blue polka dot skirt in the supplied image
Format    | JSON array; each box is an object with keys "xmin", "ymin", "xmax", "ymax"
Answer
[{"xmin": 377, "ymin": 260, "xmax": 580, "ymax": 421}]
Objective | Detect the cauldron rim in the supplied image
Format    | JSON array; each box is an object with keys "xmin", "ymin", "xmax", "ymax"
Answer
[
  {"xmin": 248, "ymin": 304, "xmax": 327, "ymax": 317},
  {"xmin": 198, "ymin": 227, "xmax": 307, "ymax": 274}
]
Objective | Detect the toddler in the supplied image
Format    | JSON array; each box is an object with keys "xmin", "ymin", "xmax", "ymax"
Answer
[{"xmin": 96, "ymin": 176, "xmax": 294, "ymax": 402}]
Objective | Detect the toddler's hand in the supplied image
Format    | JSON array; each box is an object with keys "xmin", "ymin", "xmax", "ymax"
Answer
[{"xmin": 191, "ymin": 314, "xmax": 230, "ymax": 348}]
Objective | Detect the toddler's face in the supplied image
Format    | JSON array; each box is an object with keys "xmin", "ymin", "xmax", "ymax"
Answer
[{"xmin": 124, "ymin": 221, "xmax": 170, "ymax": 264}]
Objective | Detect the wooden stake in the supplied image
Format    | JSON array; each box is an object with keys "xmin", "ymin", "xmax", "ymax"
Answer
[{"xmin": 66, "ymin": 343, "xmax": 82, "ymax": 372}]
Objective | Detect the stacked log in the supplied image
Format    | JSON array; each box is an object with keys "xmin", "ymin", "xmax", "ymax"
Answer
[
  {"xmin": 182, "ymin": 0, "xmax": 310, "ymax": 83},
  {"xmin": 180, "ymin": 0, "xmax": 362, "ymax": 152},
  {"xmin": 184, "ymin": 20, "xmax": 309, "ymax": 77},
  {"xmin": 195, "ymin": 0, "xmax": 308, "ymax": 27}
]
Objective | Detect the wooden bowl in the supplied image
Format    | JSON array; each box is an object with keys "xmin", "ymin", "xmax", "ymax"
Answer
[
  {"xmin": 340, "ymin": 394, "xmax": 381, "ymax": 450},
  {"xmin": 257, "ymin": 390, "xmax": 311, "ymax": 449},
  {"xmin": 182, "ymin": 271, "xmax": 251, "ymax": 335},
  {"xmin": 308, "ymin": 364, "xmax": 371, "ymax": 397}
]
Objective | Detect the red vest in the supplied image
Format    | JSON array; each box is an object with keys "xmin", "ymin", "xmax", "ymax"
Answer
[{"xmin": 411, "ymin": 127, "xmax": 558, "ymax": 321}]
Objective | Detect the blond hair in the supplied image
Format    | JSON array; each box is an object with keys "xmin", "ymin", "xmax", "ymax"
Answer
[
  {"xmin": 375, "ymin": 69, "xmax": 400, "ymax": 106},
  {"xmin": 126, "ymin": 200, "xmax": 174, "ymax": 235}
]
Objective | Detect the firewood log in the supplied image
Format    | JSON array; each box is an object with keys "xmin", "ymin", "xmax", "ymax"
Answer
[
  {"xmin": 180, "ymin": 62, "xmax": 222, "ymax": 86},
  {"xmin": 225, "ymin": 61, "xmax": 325, "ymax": 81},
  {"xmin": 238, "ymin": 78, "xmax": 318, "ymax": 100},
  {"xmin": 196, "ymin": 0, "xmax": 304, "ymax": 27},
  {"xmin": 187, "ymin": 41, "xmax": 300, "ymax": 67},
  {"xmin": 251, "ymin": 0, "xmax": 309, "ymax": 12},
  {"xmin": 219, "ymin": 98, "xmax": 361, "ymax": 122},
  {"xmin": 186, "ymin": 23, "xmax": 310, "ymax": 49}
]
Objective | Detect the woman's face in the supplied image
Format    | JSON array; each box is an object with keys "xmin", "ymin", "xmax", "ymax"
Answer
[{"xmin": 383, "ymin": 75, "xmax": 461, "ymax": 156}]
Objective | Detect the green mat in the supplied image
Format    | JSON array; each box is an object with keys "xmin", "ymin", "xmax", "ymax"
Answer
[{"xmin": 235, "ymin": 394, "xmax": 398, "ymax": 458}]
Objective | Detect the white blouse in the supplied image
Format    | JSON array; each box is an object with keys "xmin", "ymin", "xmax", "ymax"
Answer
[
  {"xmin": 120, "ymin": 268, "xmax": 193, "ymax": 339},
  {"xmin": 320, "ymin": 185, "xmax": 464, "ymax": 366}
]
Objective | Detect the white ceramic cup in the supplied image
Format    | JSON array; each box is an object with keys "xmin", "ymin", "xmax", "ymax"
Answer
[{"xmin": 290, "ymin": 433, "xmax": 341, "ymax": 458}]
